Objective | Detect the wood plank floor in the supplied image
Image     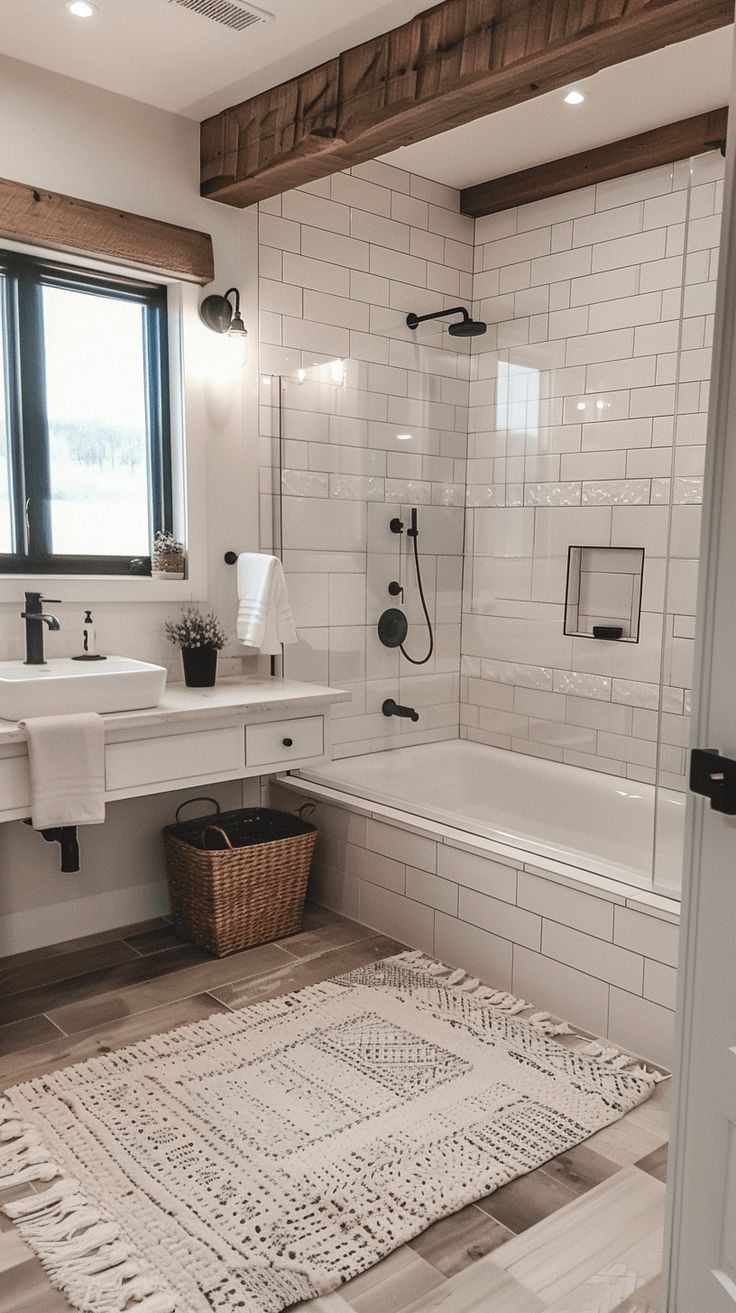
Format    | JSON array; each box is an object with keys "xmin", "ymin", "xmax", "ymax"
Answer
[{"xmin": 0, "ymin": 905, "xmax": 668, "ymax": 1313}]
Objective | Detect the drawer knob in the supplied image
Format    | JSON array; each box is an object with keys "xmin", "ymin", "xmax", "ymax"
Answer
[{"xmin": 282, "ymin": 737, "xmax": 294, "ymax": 747}]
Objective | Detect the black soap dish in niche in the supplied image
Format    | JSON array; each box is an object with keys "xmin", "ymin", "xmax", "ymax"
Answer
[{"xmin": 592, "ymin": 625, "xmax": 623, "ymax": 641}]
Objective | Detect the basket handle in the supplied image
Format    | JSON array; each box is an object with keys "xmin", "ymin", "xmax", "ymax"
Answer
[
  {"xmin": 297, "ymin": 803, "xmax": 316, "ymax": 821},
  {"xmin": 175, "ymin": 797, "xmax": 221, "ymax": 824},
  {"xmin": 201, "ymin": 825, "xmax": 234, "ymax": 850}
]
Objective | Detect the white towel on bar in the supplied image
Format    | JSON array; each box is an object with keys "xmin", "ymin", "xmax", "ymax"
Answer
[
  {"xmin": 19, "ymin": 713, "xmax": 105, "ymax": 830},
  {"xmin": 236, "ymin": 552, "xmax": 297, "ymax": 656}
]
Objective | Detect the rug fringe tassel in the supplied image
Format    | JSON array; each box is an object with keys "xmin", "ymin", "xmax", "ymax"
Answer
[
  {"xmin": 399, "ymin": 952, "xmax": 570, "ymax": 1033},
  {"xmin": 396, "ymin": 951, "xmax": 664, "ymax": 1077},
  {"xmin": 0, "ymin": 1105, "xmax": 178, "ymax": 1313},
  {"xmin": 580, "ymin": 1041, "xmax": 665, "ymax": 1082}
]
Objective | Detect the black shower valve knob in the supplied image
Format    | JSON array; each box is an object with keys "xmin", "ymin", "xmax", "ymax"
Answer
[
  {"xmin": 388, "ymin": 580, "xmax": 403, "ymax": 598},
  {"xmin": 389, "ymin": 517, "xmax": 404, "ymax": 534}
]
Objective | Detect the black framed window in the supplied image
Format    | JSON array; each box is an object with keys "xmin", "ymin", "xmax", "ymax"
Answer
[{"xmin": 0, "ymin": 249, "xmax": 172, "ymax": 575}]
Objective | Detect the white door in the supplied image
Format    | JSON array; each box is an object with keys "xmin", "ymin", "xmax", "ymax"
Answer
[{"xmin": 665, "ymin": 42, "xmax": 736, "ymax": 1310}]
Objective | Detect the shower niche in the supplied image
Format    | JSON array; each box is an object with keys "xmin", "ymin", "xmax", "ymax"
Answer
[{"xmin": 564, "ymin": 546, "xmax": 644, "ymax": 643}]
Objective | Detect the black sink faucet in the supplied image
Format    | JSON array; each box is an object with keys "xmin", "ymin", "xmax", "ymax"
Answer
[{"xmin": 21, "ymin": 592, "xmax": 61, "ymax": 665}]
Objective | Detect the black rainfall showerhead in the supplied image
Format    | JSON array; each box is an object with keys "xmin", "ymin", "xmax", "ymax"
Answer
[
  {"xmin": 406, "ymin": 305, "xmax": 487, "ymax": 338},
  {"xmin": 448, "ymin": 316, "xmax": 487, "ymax": 337}
]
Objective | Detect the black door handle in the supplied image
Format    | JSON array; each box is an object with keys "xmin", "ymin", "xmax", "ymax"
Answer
[{"xmin": 690, "ymin": 748, "xmax": 736, "ymax": 815}]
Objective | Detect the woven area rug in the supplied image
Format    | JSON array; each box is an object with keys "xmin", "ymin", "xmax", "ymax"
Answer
[{"xmin": 0, "ymin": 951, "xmax": 660, "ymax": 1313}]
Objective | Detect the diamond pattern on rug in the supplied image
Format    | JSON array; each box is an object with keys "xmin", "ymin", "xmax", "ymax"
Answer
[
  {"xmin": 313, "ymin": 1012, "xmax": 471, "ymax": 1096},
  {"xmin": 0, "ymin": 951, "xmax": 661, "ymax": 1313}
]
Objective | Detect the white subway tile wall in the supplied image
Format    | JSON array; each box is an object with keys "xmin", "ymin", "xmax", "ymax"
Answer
[
  {"xmin": 272, "ymin": 782, "xmax": 678, "ymax": 1067},
  {"xmin": 462, "ymin": 155, "xmax": 723, "ymax": 790},
  {"xmin": 259, "ymin": 166, "xmax": 471, "ymax": 755},
  {"xmin": 259, "ymin": 153, "xmax": 722, "ymax": 791}
]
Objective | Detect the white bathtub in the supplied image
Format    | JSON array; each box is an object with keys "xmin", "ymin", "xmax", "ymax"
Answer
[{"xmin": 299, "ymin": 740, "xmax": 685, "ymax": 893}]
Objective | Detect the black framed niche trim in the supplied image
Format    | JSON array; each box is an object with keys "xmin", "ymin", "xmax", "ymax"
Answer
[
  {"xmin": 0, "ymin": 248, "xmax": 173, "ymax": 575},
  {"xmin": 564, "ymin": 545, "xmax": 645, "ymax": 643}
]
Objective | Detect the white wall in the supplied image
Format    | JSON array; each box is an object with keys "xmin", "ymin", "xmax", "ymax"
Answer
[{"xmin": 0, "ymin": 55, "xmax": 262, "ymax": 951}]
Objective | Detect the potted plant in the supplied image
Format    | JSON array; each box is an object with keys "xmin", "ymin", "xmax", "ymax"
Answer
[
  {"xmin": 153, "ymin": 530, "xmax": 185, "ymax": 579},
  {"xmin": 165, "ymin": 607, "xmax": 226, "ymax": 688}
]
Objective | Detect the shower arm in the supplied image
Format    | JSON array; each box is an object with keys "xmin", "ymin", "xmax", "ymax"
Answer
[{"xmin": 406, "ymin": 307, "xmax": 471, "ymax": 329}]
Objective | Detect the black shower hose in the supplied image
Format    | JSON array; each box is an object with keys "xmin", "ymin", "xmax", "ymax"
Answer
[{"xmin": 400, "ymin": 526, "xmax": 434, "ymax": 666}]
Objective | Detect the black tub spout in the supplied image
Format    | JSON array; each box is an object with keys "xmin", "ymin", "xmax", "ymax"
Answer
[{"xmin": 382, "ymin": 699, "xmax": 419, "ymax": 722}]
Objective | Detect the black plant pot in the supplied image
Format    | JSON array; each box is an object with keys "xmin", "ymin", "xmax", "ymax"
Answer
[{"xmin": 181, "ymin": 645, "xmax": 218, "ymax": 688}]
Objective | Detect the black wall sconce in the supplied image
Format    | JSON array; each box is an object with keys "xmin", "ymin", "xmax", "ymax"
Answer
[{"xmin": 199, "ymin": 286, "xmax": 248, "ymax": 340}]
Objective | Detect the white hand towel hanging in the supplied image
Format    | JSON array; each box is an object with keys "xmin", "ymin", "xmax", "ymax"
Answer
[
  {"xmin": 236, "ymin": 553, "xmax": 297, "ymax": 656},
  {"xmin": 19, "ymin": 713, "xmax": 105, "ymax": 829}
]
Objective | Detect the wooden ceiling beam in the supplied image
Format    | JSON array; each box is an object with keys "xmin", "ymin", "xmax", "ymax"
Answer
[
  {"xmin": 0, "ymin": 177, "xmax": 215, "ymax": 285},
  {"xmin": 461, "ymin": 107, "xmax": 729, "ymax": 217},
  {"xmin": 200, "ymin": 0, "xmax": 733, "ymax": 209}
]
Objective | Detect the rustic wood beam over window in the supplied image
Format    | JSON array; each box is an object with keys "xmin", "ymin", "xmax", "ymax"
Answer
[
  {"xmin": 461, "ymin": 107, "xmax": 729, "ymax": 217},
  {"xmin": 0, "ymin": 176, "xmax": 214, "ymax": 285},
  {"xmin": 200, "ymin": 0, "xmax": 733, "ymax": 209}
]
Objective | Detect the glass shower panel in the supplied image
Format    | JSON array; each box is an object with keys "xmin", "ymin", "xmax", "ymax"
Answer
[
  {"xmin": 653, "ymin": 147, "xmax": 725, "ymax": 897},
  {"xmin": 276, "ymin": 334, "xmax": 467, "ymax": 762}
]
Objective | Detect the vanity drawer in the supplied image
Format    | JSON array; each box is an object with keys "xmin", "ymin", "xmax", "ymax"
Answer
[
  {"xmin": 245, "ymin": 716, "xmax": 324, "ymax": 768},
  {"xmin": 0, "ymin": 754, "xmax": 31, "ymax": 816},
  {"xmin": 106, "ymin": 726, "xmax": 244, "ymax": 793}
]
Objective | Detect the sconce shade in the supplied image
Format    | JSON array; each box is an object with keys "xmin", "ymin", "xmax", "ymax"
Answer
[
  {"xmin": 199, "ymin": 286, "xmax": 248, "ymax": 337},
  {"xmin": 228, "ymin": 309, "xmax": 248, "ymax": 337}
]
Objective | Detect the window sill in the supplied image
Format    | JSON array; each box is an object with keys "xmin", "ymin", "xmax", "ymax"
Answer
[{"xmin": 0, "ymin": 569, "xmax": 206, "ymax": 604}]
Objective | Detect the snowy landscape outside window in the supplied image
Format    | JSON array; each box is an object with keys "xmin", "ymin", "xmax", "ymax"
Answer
[{"xmin": 0, "ymin": 249, "xmax": 172, "ymax": 574}]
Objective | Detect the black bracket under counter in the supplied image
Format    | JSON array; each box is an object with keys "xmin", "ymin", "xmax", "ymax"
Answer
[{"xmin": 690, "ymin": 748, "xmax": 736, "ymax": 815}]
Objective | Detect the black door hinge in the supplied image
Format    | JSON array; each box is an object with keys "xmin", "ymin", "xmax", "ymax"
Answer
[{"xmin": 690, "ymin": 748, "xmax": 736, "ymax": 815}]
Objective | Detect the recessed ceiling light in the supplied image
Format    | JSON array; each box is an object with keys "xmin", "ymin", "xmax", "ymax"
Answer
[
  {"xmin": 564, "ymin": 89, "xmax": 585, "ymax": 105},
  {"xmin": 66, "ymin": 1, "xmax": 97, "ymax": 17}
]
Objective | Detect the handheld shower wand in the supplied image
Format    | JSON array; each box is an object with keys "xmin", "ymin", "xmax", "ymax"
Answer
[{"xmin": 400, "ymin": 507, "xmax": 434, "ymax": 666}]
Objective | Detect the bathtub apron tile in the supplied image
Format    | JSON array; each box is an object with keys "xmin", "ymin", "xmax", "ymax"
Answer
[
  {"xmin": 359, "ymin": 883, "xmax": 435, "ymax": 956},
  {"xmin": 458, "ymin": 889, "xmax": 542, "ymax": 952},
  {"xmin": 434, "ymin": 912, "xmax": 514, "ymax": 992},
  {"xmin": 405, "ymin": 867, "xmax": 459, "ymax": 916},
  {"xmin": 512, "ymin": 947, "xmax": 610, "ymax": 1038},
  {"xmin": 346, "ymin": 842, "xmax": 406, "ymax": 894},
  {"xmin": 642, "ymin": 959, "xmax": 677, "ymax": 1010},
  {"xmin": 607, "ymin": 988, "xmax": 675, "ymax": 1068},
  {"xmin": 517, "ymin": 871, "xmax": 615, "ymax": 941},
  {"xmin": 613, "ymin": 906, "xmax": 679, "ymax": 966},
  {"xmin": 437, "ymin": 845, "xmax": 519, "ymax": 904},
  {"xmin": 541, "ymin": 921, "xmax": 644, "ymax": 993},
  {"xmin": 366, "ymin": 818, "xmax": 438, "ymax": 872}
]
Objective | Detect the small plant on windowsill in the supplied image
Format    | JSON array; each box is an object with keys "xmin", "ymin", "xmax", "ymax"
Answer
[
  {"xmin": 153, "ymin": 530, "xmax": 185, "ymax": 579},
  {"xmin": 165, "ymin": 607, "xmax": 227, "ymax": 688}
]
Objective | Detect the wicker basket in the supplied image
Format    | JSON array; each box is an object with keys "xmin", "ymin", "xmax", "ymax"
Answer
[{"xmin": 163, "ymin": 798, "xmax": 317, "ymax": 957}]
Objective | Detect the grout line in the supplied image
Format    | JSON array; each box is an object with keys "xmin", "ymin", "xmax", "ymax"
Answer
[{"xmin": 41, "ymin": 1014, "xmax": 65, "ymax": 1037}]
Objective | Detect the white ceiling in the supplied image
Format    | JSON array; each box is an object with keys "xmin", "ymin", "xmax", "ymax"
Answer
[
  {"xmin": 0, "ymin": 2, "xmax": 731, "ymax": 190},
  {"xmin": 384, "ymin": 28, "xmax": 734, "ymax": 189},
  {"xmin": 0, "ymin": 0, "xmax": 424, "ymax": 120}
]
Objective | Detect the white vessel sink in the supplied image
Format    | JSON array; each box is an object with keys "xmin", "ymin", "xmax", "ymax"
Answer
[{"xmin": 0, "ymin": 656, "xmax": 167, "ymax": 720}]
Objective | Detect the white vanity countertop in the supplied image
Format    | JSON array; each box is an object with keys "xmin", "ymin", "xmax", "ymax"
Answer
[{"xmin": 0, "ymin": 677, "xmax": 351, "ymax": 747}]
